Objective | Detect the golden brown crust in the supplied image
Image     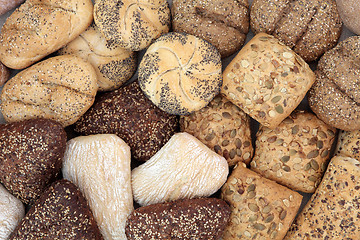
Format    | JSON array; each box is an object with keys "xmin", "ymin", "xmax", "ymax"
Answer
[
  {"xmin": 250, "ymin": 0, "xmax": 342, "ymax": 62},
  {"xmin": 250, "ymin": 111, "xmax": 336, "ymax": 193},
  {"xmin": 0, "ymin": 55, "xmax": 98, "ymax": 127},
  {"xmin": 0, "ymin": 0, "xmax": 93, "ymax": 69},
  {"xmin": 138, "ymin": 32, "xmax": 222, "ymax": 115},
  {"xmin": 180, "ymin": 94, "xmax": 253, "ymax": 167},
  {"xmin": 172, "ymin": 0, "xmax": 249, "ymax": 58},
  {"xmin": 94, "ymin": 0, "xmax": 171, "ymax": 51},
  {"xmin": 335, "ymin": 129, "xmax": 360, "ymax": 161}
]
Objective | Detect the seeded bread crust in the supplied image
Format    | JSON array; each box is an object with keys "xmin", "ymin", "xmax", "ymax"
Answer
[
  {"xmin": 172, "ymin": 0, "xmax": 249, "ymax": 58},
  {"xmin": 94, "ymin": 0, "xmax": 171, "ymax": 51},
  {"xmin": 0, "ymin": 0, "xmax": 93, "ymax": 69},
  {"xmin": 59, "ymin": 24, "xmax": 137, "ymax": 92},
  {"xmin": 250, "ymin": 111, "xmax": 336, "ymax": 193},
  {"xmin": 180, "ymin": 94, "xmax": 253, "ymax": 167},
  {"xmin": 0, "ymin": 118, "xmax": 66, "ymax": 204},
  {"xmin": 308, "ymin": 36, "xmax": 360, "ymax": 131},
  {"xmin": 250, "ymin": 0, "xmax": 342, "ymax": 62},
  {"xmin": 125, "ymin": 198, "xmax": 231, "ymax": 239},
  {"xmin": 284, "ymin": 156, "xmax": 360, "ymax": 239},
  {"xmin": 335, "ymin": 130, "xmax": 360, "ymax": 161},
  {"xmin": 138, "ymin": 32, "xmax": 222, "ymax": 115},
  {"xmin": 222, "ymin": 33, "xmax": 315, "ymax": 129},
  {"xmin": 0, "ymin": 55, "xmax": 98, "ymax": 127},
  {"xmin": 221, "ymin": 163, "xmax": 302, "ymax": 240}
]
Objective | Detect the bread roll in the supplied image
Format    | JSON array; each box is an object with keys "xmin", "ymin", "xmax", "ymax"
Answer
[
  {"xmin": 0, "ymin": 118, "xmax": 67, "ymax": 204},
  {"xmin": 59, "ymin": 24, "xmax": 137, "ymax": 91},
  {"xmin": 63, "ymin": 134, "xmax": 133, "ymax": 240},
  {"xmin": 0, "ymin": 0, "xmax": 24, "ymax": 15},
  {"xmin": 336, "ymin": 0, "xmax": 360, "ymax": 35},
  {"xmin": 335, "ymin": 129, "xmax": 360, "ymax": 161},
  {"xmin": 172, "ymin": 0, "xmax": 249, "ymax": 58},
  {"xmin": 0, "ymin": 184, "xmax": 24, "ymax": 240},
  {"xmin": 222, "ymin": 33, "xmax": 315, "ymax": 129},
  {"xmin": 132, "ymin": 132, "xmax": 229, "ymax": 206},
  {"xmin": 308, "ymin": 36, "xmax": 360, "ymax": 130},
  {"xmin": 0, "ymin": 61, "xmax": 9, "ymax": 87},
  {"xmin": 9, "ymin": 180, "xmax": 103, "ymax": 240},
  {"xmin": 138, "ymin": 32, "xmax": 222, "ymax": 115},
  {"xmin": 250, "ymin": 0, "xmax": 342, "ymax": 62},
  {"xmin": 0, "ymin": 55, "xmax": 98, "ymax": 127},
  {"xmin": 94, "ymin": 0, "xmax": 171, "ymax": 51},
  {"xmin": 0, "ymin": 0, "xmax": 93, "ymax": 69}
]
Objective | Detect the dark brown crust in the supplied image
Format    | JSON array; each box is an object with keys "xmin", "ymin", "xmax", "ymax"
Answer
[
  {"xmin": 9, "ymin": 179, "xmax": 104, "ymax": 240},
  {"xmin": 250, "ymin": 0, "xmax": 342, "ymax": 62},
  {"xmin": 0, "ymin": 61, "xmax": 9, "ymax": 86},
  {"xmin": 172, "ymin": 0, "xmax": 249, "ymax": 58},
  {"xmin": 0, "ymin": 118, "xmax": 67, "ymax": 204},
  {"xmin": 125, "ymin": 198, "xmax": 231, "ymax": 239},
  {"xmin": 74, "ymin": 81, "xmax": 179, "ymax": 161}
]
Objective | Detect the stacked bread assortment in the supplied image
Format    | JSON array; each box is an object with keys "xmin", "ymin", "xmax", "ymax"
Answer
[{"xmin": 0, "ymin": 0, "xmax": 360, "ymax": 239}]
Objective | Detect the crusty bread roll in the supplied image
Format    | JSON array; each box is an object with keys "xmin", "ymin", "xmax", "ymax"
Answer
[
  {"xmin": 0, "ymin": 61, "xmax": 9, "ymax": 87},
  {"xmin": 59, "ymin": 24, "xmax": 137, "ymax": 91},
  {"xmin": 94, "ymin": 0, "xmax": 171, "ymax": 51},
  {"xmin": 63, "ymin": 134, "xmax": 133, "ymax": 240},
  {"xmin": 0, "ymin": 0, "xmax": 93, "ymax": 69},
  {"xmin": 336, "ymin": 0, "xmax": 360, "ymax": 35},
  {"xmin": 138, "ymin": 32, "xmax": 222, "ymax": 115},
  {"xmin": 0, "ymin": 0, "xmax": 24, "ymax": 15},
  {"xmin": 0, "ymin": 55, "xmax": 98, "ymax": 127},
  {"xmin": 0, "ymin": 184, "xmax": 25, "ymax": 240}
]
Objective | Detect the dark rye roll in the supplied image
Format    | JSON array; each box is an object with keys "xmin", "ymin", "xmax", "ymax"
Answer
[
  {"xmin": 0, "ymin": 118, "xmax": 67, "ymax": 204},
  {"xmin": 138, "ymin": 32, "xmax": 222, "ymax": 115},
  {"xmin": 94, "ymin": 0, "xmax": 171, "ymax": 51},
  {"xmin": 250, "ymin": 0, "xmax": 342, "ymax": 62},
  {"xmin": 9, "ymin": 180, "xmax": 103, "ymax": 240},
  {"xmin": 308, "ymin": 36, "xmax": 360, "ymax": 131},
  {"xmin": 74, "ymin": 81, "xmax": 179, "ymax": 161},
  {"xmin": 172, "ymin": 0, "xmax": 249, "ymax": 58},
  {"xmin": 125, "ymin": 198, "xmax": 231, "ymax": 240}
]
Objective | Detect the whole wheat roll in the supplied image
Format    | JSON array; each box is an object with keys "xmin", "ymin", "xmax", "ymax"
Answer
[{"xmin": 0, "ymin": 0, "xmax": 93, "ymax": 69}]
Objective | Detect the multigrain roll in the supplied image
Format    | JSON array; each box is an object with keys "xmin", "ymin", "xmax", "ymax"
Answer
[
  {"xmin": 0, "ymin": 61, "xmax": 9, "ymax": 87},
  {"xmin": 125, "ymin": 198, "xmax": 231, "ymax": 240},
  {"xmin": 0, "ymin": 119, "xmax": 67, "ymax": 204},
  {"xmin": 221, "ymin": 163, "xmax": 302, "ymax": 240},
  {"xmin": 94, "ymin": 0, "xmax": 171, "ymax": 51},
  {"xmin": 222, "ymin": 33, "xmax": 315, "ymax": 129},
  {"xmin": 138, "ymin": 32, "xmax": 222, "ymax": 115},
  {"xmin": 59, "ymin": 24, "xmax": 137, "ymax": 92},
  {"xmin": 0, "ymin": 0, "xmax": 93, "ymax": 69},
  {"xmin": 335, "ymin": 130, "xmax": 360, "ymax": 161},
  {"xmin": 0, "ymin": 55, "xmax": 98, "ymax": 127},
  {"xmin": 336, "ymin": 0, "xmax": 360, "ymax": 35},
  {"xmin": 284, "ymin": 156, "xmax": 360, "ymax": 239},
  {"xmin": 308, "ymin": 36, "xmax": 360, "ymax": 131},
  {"xmin": 75, "ymin": 81, "xmax": 179, "ymax": 162},
  {"xmin": 180, "ymin": 94, "xmax": 253, "ymax": 167},
  {"xmin": 250, "ymin": 0, "xmax": 342, "ymax": 62},
  {"xmin": 9, "ymin": 180, "xmax": 103, "ymax": 240},
  {"xmin": 0, "ymin": 0, "xmax": 24, "ymax": 15},
  {"xmin": 172, "ymin": 0, "xmax": 249, "ymax": 58},
  {"xmin": 250, "ymin": 111, "xmax": 336, "ymax": 193}
]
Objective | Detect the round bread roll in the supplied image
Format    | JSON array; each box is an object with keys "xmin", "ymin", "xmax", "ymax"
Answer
[
  {"xmin": 59, "ymin": 24, "xmax": 137, "ymax": 91},
  {"xmin": 250, "ymin": 0, "xmax": 342, "ymax": 62},
  {"xmin": 308, "ymin": 36, "xmax": 360, "ymax": 131},
  {"xmin": 94, "ymin": 0, "xmax": 171, "ymax": 51},
  {"xmin": 172, "ymin": 0, "xmax": 249, "ymax": 58},
  {"xmin": 0, "ymin": 55, "xmax": 98, "ymax": 127},
  {"xmin": 336, "ymin": 0, "xmax": 360, "ymax": 35},
  {"xmin": 0, "ymin": 61, "xmax": 9, "ymax": 87},
  {"xmin": 0, "ymin": 0, "xmax": 93, "ymax": 69},
  {"xmin": 138, "ymin": 32, "xmax": 222, "ymax": 115}
]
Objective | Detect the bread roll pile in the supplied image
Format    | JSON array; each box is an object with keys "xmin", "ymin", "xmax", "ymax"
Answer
[{"xmin": 0, "ymin": 0, "xmax": 360, "ymax": 239}]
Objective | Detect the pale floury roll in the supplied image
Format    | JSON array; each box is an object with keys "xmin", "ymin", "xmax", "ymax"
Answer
[
  {"xmin": 0, "ymin": 0, "xmax": 93, "ymax": 69},
  {"xmin": 132, "ymin": 132, "xmax": 229, "ymax": 206},
  {"xmin": 0, "ymin": 184, "xmax": 25, "ymax": 240},
  {"xmin": 62, "ymin": 134, "xmax": 133, "ymax": 240}
]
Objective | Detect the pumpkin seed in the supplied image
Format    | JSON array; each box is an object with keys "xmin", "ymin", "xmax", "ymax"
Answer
[
  {"xmin": 275, "ymin": 105, "xmax": 284, "ymax": 114},
  {"xmin": 265, "ymin": 214, "xmax": 274, "ymax": 223},
  {"xmin": 279, "ymin": 210, "xmax": 287, "ymax": 220},
  {"xmin": 281, "ymin": 156, "xmax": 290, "ymax": 163},
  {"xmin": 248, "ymin": 203, "xmax": 259, "ymax": 212},
  {"xmin": 253, "ymin": 223, "xmax": 266, "ymax": 231},
  {"xmin": 310, "ymin": 159, "xmax": 319, "ymax": 170}
]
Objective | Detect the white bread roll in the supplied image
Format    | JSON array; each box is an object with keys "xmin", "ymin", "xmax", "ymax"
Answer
[
  {"xmin": 94, "ymin": 0, "xmax": 171, "ymax": 51},
  {"xmin": 0, "ymin": 0, "xmax": 93, "ymax": 69},
  {"xmin": 0, "ymin": 184, "xmax": 25, "ymax": 240},
  {"xmin": 62, "ymin": 134, "xmax": 133, "ymax": 240},
  {"xmin": 138, "ymin": 32, "xmax": 222, "ymax": 115},
  {"xmin": 59, "ymin": 24, "xmax": 137, "ymax": 91}
]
